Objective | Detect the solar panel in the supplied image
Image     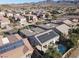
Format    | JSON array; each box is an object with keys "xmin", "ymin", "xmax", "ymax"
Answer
[
  {"xmin": 37, "ymin": 30, "xmax": 58, "ymax": 43},
  {"xmin": 0, "ymin": 40, "xmax": 24, "ymax": 53}
]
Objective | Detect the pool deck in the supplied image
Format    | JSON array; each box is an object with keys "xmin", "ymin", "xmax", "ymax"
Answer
[{"xmin": 69, "ymin": 47, "xmax": 79, "ymax": 58}]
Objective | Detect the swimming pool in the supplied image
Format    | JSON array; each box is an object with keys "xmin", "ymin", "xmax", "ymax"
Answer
[{"xmin": 57, "ymin": 44, "xmax": 67, "ymax": 54}]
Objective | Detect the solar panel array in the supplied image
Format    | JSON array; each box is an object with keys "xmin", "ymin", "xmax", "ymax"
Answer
[
  {"xmin": 37, "ymin": 30, "xmax": 58, "ymax": 43},
  {"xmin": 0, "ymin": 40, "xmax": 24, "ymax": 53}
]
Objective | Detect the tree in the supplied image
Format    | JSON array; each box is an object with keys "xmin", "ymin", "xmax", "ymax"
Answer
[
  {"xmin": 44, "ymin": 46, "xmax": 62, "ymax": 58},
  {"xmin": 66, "ymin": 7, "xmax": 76, "ymax": 13},
  {"xmin": 69, "ymin": 34, "xmax": 78, "ymax": 46},
  {"xmin": 52, "ymin": 14, "xmax": 57, "ymax": 20},
  {"xmin": 45, "ymin": 13, "xmax": 50, "ymax": 19},
  {"xmin": 51, "ymin": 10, "xmax": 60, "ymax": 14},
  {"xmin": 68, "ymin": 27, "xmax": 79, "ymax": 47}
]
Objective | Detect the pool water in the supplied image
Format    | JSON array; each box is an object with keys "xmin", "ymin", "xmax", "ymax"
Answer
[{"xmin": 57, "ymin": 44, "xmax": 67, "ymax": 54}]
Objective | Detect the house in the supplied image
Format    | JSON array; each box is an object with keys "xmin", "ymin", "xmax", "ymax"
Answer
[
  {"xmin": 63, "ymin": 15, "xmax": 79, "ymax": 19},
  {"xmin": 19, "ymin": 28, "xmax": 59, "ymax": 52},
  {"xmin": 15, "ymin": 14, "xmax": 20, "ymax": 16},
  {"xmin": 0, "ymin": 34, "xmax": 34, "ymax": 58},
  {"xmin": 19, "ymin": 16, "xmax": 28, "ymax": 26},
  {"xmin": 5, "ymin": 29, "xmax": 18, "ymax": 35},
  {"xmin": 29, "ymin": 30, "xmax": 60, "ymax": 52},
  {"xmin": 14, "ymin": 15, "xmax": 28, "ymax": 26},
  {"xmin": 56, "ymin": 24, "xmax": 70, "ymax": 36},
  {"xmin": 13, "ymin": 14, "xmax": 21, "ymax": 21},
  {"xmin": 14, "ymin": 15, "xmax": 27, "ymax": 25},
  {"xmin": 7, "ymin": 13, "xmax": 13, "ymax": 18},
  {"xmin": 37, "ymin": 23, "xmax": 59, "ymax": 30},
  {"xmin": 63, "ymin": 20, "xmax": 73, "ymax": 26},
  {"xmin": 72, "ymin": 19, "xmax": 79, "ymax": 23},
  {"xmin": 24, "ymin": 14, "xmax": 38, "ymax": 23},
  {"xmin": 43, "ymin": 12, "xmax": 52, "ymax": 20},
  {"xmin": 13, "ymin": 14, "xmax": 20, "ymax": 21},
  {"xmin": 36, "ymin": 9, "xmax": 45, "ymax": 19},
  {"xmin": 0, "ymin": 16, "xmax": 10, "ymax": 28},
  {"xmin": 0, "ymin": 11, "xmax": 5, "ymax": 16},
  {"xmin": 19, "ymin": 25, "xmax": 45, "ymax": 37}
]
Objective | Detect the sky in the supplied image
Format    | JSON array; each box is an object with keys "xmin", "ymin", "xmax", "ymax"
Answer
[{"xmin": 0, "ymin": 0, "xmax": 46, "ymax": 4}]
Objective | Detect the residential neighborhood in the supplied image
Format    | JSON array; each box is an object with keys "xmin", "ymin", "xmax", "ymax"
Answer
[{"xmin": 0, "ymin": 0, "xmax": 79, "ymax": 58}]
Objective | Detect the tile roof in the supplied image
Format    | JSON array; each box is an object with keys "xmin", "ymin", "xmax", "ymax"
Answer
[
  {"xmin": 38, "ymin": 23, "xmax": 58, "ymax": 30},
  {"xmin": 63, "ymin": 20, "xmax": 73, "ymax": 26},
  {"xmin": 0, "ymin": 34, "xmax": 33, "ymax": 58},
  {"xmin": 20, "ymin": 26, "xmax": 45, "ymax": 37},
  {"xmin": 56, "ymin": 24, "xmax": 70, "ymax": 35}
]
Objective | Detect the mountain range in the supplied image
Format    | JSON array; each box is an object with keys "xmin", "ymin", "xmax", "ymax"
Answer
[{"xmin": 0, "ymin": 0, "xmax": 78, "ymax": 9}]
